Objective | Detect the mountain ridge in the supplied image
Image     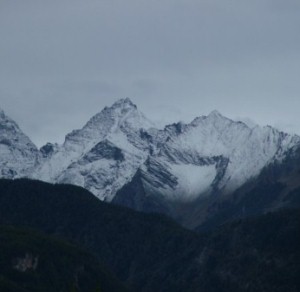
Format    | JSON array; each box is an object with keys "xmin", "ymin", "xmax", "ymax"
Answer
[{"xmin": 0, "ymin": 98, "xmax": 299, "ymax": 213}]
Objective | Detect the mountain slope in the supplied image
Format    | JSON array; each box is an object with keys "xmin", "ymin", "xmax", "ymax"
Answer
[
  {"xmin": 157, "ymin": 112, "xmax": 299, "ymax": 195},
  {"xmin": 192, "ymin": 142, "xmax": 300, "ymax": 231},
  {"xmin": 0, "ymin": 109, "xmax": 40, "ymax": 179},
  {"xmin": 194, "ymin": 208, "xmax": 300, "ymax": 292},
  {"xmin": 0, "ymin": 225, "xmax": 128, "ymax": 292},
  {"xmin": 0, "ymin": 179, "xmax": 204, "ymax": 292},
  {"xmin": 0, "ymin": 179, "xmax": 299, "ymax": 292},
  {"xmin": 113, "ymin": 111, "xmax": 300, "ymax": 220}
]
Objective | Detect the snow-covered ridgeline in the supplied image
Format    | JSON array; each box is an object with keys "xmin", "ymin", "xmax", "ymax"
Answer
[{"xmin": 0, "ymin": 99, "xmax": 299, "ymax": 203}]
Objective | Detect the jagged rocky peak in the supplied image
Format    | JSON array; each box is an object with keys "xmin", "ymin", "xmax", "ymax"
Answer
[
  {"xmin": 111, "ymin": 96, "xmax": 137, "ymax": 109},
  {"xmin": 190, "ymin": 110, "xmax": 230, "ymax": 126},
  {"xmin": 84, "ymin": 97, "xmax": 143, "ymax": 129},
  {"xmin": 33, "ymin": 98, "xmax": 154, "ymax": 195},
  {"xmin": 208, "ymin": 109, "xmax": 223, "ymax": 118},
  {"xmin": 0, "ymin": 108, "xmax": 20, "ymax": 132},
  {"xmin": 64, "ymin": 98, "xmax": 153, "ymax": 146},
  {"xmin": 89, "ymin": 97, "xmax": 133, "ymax": 119},
  {"xmin": 0, "ymin": 108, "xmax": 35, "ymax": 147},
  {"xmin": 0, "ymin": 108, "xmax": 40, "ymax": 179}
]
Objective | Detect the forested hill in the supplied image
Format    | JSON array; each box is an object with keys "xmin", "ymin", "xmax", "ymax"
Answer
[
  {"xmin": 0, "ymin": 226, "xmax": 128, "ymax": 292},
  {"xmin": 0, "ymin": 179, "xmax": 299, "ymax": 292}
]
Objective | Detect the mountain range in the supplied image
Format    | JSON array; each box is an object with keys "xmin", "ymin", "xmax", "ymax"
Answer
[
  {"xmin": 1, "ymin": 98, "xmax": 300, "ymax": 291},
  {"xmin": 1, "ymin": 98, "xmax": 300, "ymax": 227}
]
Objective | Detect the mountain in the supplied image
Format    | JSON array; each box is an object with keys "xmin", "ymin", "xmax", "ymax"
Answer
[
  {"xmin": 112, "ymin": 109, "xmax": 300, "ymax": 222},
  {"xmin": 1, "ymin": 99, "xmax": 299, "ymax": 225},
  {"xmin": 32, "ymin": 99, "xmax": 300, "ymax": 205},
  {"xmin": 0, "ymin": 179, "xmax": 299, "ymax": 292},
  {"xmin": 31, "ymin": 97, "xmax": 154, "ymax": 201},
  {"xmin": 0, "ymin": 109, "xmax": 40, "ymax": 179},
  {"xmin": 192, "ymin": 141, "xmax": 300, "ymax": 231}
]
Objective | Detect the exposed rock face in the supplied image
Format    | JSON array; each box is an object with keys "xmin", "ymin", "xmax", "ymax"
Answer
[{"xmin": 13, "ymin": 252, "xmax": 39, "ymax": 272}]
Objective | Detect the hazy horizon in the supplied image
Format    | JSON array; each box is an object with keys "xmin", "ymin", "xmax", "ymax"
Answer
[{"xmin": 1, "ymin": 0, "xmax": 300, "ymax": 146}]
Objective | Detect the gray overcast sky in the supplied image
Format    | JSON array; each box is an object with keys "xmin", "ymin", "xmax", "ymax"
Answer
[{"xmin": 1, "ymin": 0, "xmax": 300, "ymax": 147}]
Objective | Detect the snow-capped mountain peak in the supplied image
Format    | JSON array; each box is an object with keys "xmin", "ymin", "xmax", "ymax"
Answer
[
  {"xmin": 0, "ymin": 109, "xmax": 40, "ymax": 178},
  {"xmin": 1, "ymin": 101, "xmax": 300, "ymax": 209},
  {"xmin": 111, "ymin": 96, "xmax": 136, "ymax": 109},
  {"xmin": 0, "ymin": 108, "xmax": 20, "ymax": 130},
  {"xmin": 113, "ymin": 109, "xmax": 300, "ymax": 207},
  {"xmin": 30, "ymin": 98, "xmax": 155, "ymax": 199},
  {"xmin": 190, "ymin": 110, "xmax": 230, "ymax": 127},
  {"xmin": 63, "ymin": 98, "xmax": 155, "ymax": 152},
  {"xmin": 73, "ymin": 97, "xmax": 152, "ymax": 134},
  {"xmin": 207, "ymin": 109, "xmax": 223, "ymax": 118}
]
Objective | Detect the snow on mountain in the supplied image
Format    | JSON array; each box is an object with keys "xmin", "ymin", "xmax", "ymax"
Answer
[
  {"xmin": 234, "ymin": 116, "xmax": 258, "ymax": 129},
  {"xmin": 0, "ymin": 108, "xmax": 40, "ymax": 178},
  {"xmin": 30, "ymin": 98, "xmax": 155, "ymax": 201},
  {"xmin": 1, "ymin": 100, "xmax": 299, "ymax": 206},
  {"xmin": 114, "ymin": 110, "xmax": 300, "ymax": 204}
]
